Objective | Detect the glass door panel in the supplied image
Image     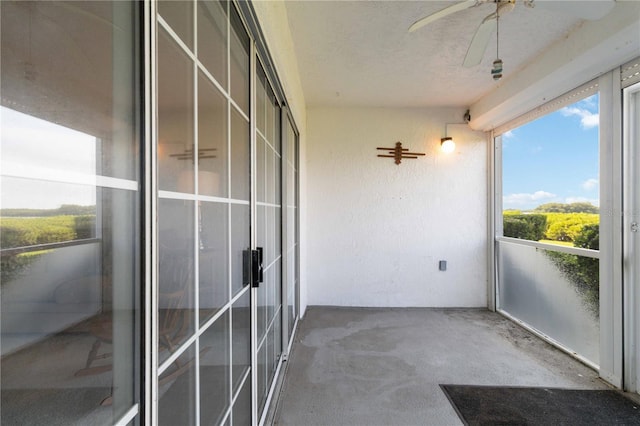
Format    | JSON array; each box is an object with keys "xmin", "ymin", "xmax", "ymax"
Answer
[
  {"xmin": 157, "ymin": 1, "xmax": 251, "ymax": 424},
  {"xmin": 1, "ymin": 1, "xmax": 141, "ymax": 424},
  {"xmin": 255, "ymin": 61, "xmax": 282, "ymax": 419},
  {"xmin": 284, "ymin": 117, "xmax": 299, "ymax": 341}
]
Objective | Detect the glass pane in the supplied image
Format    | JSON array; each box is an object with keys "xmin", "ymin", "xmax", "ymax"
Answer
[
  {"xmin": 288, "ymin": 250, "xmax": 296, "ymax": 340},
  {"xmin": 267, "ymin": 149, "xmax": 275, "ymax": 205},
  {"xmin": 159, "ymin": 0, "xmax": 194, "ymax": 51},
  {"xmin": 232, "ymin": 374, "xmax": 251, "ymax": 426},
  {"xmin": 502, "ymin": 95, "xmax": 599, "ymax": 245},
  {"xmin": 268, "ymin": 309, "xmax": 281, "ymax": 381},
  {"xmin": 1, "ymin": 2, "xmax": 140, "ymax": 424},
  {"xmin": 159, "ymin": 344, "xmax": 197, "ymax": 426},
  {"xmin": 266, "ymin": 90, "xmax": 275, "ymax": 146},
  {"xmin": 230, "ymin": 204, "xmax": 249, "ymax": 297},
  {"xmin": 275, "ymin": 154, "xmax": 281, "ymax": 205},
  {"xmin": 158, "ymin": 27, "xmax": 195, "ymax": 193},
  {"xmin": 197, "ymin": 0, "xmax": 227, "ymax": 89},
  {"xmin": 229, "ymin": 5, "xmax": 249, "ymax": 115},
  {"xmin": 1, "ymin": 3, "xmax": 138, "ymax": 181},
  {"xmin": 267, "ymin": 207, "xmax": 275, "ymax": 265},
  {"xmin": 256, "ymin": 66, "xmax": 267, "ymax": 136},
  {"xmin": 275, "ymin": 206, "xmax": 281, "ymax": 260},
  {"xmin": 257, "ymin": 136, "xmax": 266, "ymax": 203},
  {"xmin": 498, "ymin": 240, "xmax": 599, "ymax": 364},
  {"xmin": 230, "ymin": 109, "xmax": 249, "ymax": 200},
  {"xmin": 199, "ymin": 201, "xmax": 228, "ymax": 325},
  {"xmin": 198, "ymin": 72, "xmax": 228, "ymax": 198},
  {"xmin": 257, "ymin": 272, "xmax": 267, "ymax": 344},
  {"xmin": 266, "ymin": 265, "xmax": 275, "ymax": 326},
  {"xmin": 200, "ymin": 310, "xmax": 230, "ymax": 426},
  {"xmin": 158, "ymin": 199, "xmax": 195, "ymax": 364},
  {"xmin": 232, "ymin": 290, "xmax": 250, "ymax": 393},
  {"xmin": 257, "ymin": 343, "xmax": 267, "ymax": 414}
]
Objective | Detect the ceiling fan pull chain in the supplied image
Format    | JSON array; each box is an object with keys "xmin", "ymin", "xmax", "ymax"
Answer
[{"xmin": 492, "ymin": 1, "xmax": 503, "ymax": 81}]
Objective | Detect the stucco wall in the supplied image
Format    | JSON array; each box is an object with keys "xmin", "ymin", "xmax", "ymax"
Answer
[{"xmin": 307, "ymin": 107, "xmax": 488, "ymax": 307}]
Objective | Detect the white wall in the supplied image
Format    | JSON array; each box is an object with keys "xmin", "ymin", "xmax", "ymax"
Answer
[{"xmin": 307, "ymin": 107, "xmax": 487, "ymax": 307}]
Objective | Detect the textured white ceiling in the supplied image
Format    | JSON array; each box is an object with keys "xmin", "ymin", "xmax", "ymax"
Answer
[{"xmin": 285, "ymin": 1, "xmax": 586, "ymax": 107}]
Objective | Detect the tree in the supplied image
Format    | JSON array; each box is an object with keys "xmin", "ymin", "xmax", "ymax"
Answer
[
  {"xmin": 544, "ymin": 213, "xmax": 599, "ymax": 242},
  {"xmin": 534, "ymin": 202, "xmax": 599, "ymax": 214}
]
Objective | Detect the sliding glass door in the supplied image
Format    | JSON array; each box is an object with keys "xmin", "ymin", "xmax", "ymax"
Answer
[
  {"xmin": 156, "ymin": 1, "xmax": 252, "ymax": 424},
  {"xmin": 1, "ymin": 2, "xmax": 142, "ymax": 424},
  {"xmin": 1, "ymin": 1, "xmax": 299, "ymax": 424},
  {"xmin": 155, "ymin": 1, "xmax": 297, "ymax": 424}
]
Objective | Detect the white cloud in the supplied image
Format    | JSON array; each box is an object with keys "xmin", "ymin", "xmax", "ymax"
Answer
[
  {"xmin": 502, "ymin": 130, "xmax": 515, "ymax": 139},
  {"xmin": 582, "ymin": 178, "xmax": 598, "ymax": 191},
  {"xmin": 503, "ymin": 191, "xmax": 556, "ymax": 206},
  {"xmin": 560, "ymin": 106, "xmax": 599, "ymax": 129}
]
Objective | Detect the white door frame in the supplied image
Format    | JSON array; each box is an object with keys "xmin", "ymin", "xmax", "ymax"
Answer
[{"xmin": 623, "ymin": 81, "xmax": 640, "ymax": 393}]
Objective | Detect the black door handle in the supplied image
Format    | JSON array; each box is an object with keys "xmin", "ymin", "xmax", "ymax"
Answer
[{"xmin": 251, "ymin": 247, "xmax": 264, "ymax": 288}]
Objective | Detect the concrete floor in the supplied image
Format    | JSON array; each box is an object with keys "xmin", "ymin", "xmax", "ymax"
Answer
[{"xmin": 274, "ymin": 307, "xmax": 609, "ymax": 426}]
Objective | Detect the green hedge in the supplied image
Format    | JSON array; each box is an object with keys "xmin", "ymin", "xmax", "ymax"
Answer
[{"xmin": 503, "ymin": 214, "xmax": 547, "ymax": 241}]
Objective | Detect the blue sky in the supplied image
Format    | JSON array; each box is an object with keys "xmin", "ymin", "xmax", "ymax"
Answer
[{"xmin": 502, "ymin": 94, "xmax": 599, "ymax": 211}]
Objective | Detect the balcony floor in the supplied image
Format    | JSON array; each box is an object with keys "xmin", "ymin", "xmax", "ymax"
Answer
[{"xmin": 274, "ymin": 307, "xmax": 609, "ymax": 425}]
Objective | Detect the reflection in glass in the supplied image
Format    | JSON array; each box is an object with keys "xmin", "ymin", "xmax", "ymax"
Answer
[
  {"xmin": 199, "ymin": 201, "xmax": 228, "ymax": 325},
  {"xmin": 498, "ymin": 240, "xmax": 599, "ymax": 364},
  {"xmin": 198, "ymin": 73, "xmax": 228, "ymax": 198},
  {"xmin": 159, "ymin": 344, "xmax": 197, "ymax": 426},
  {"xmin": 158, "ymin": 199, "xmax": 195, "ymax": 364},
  {"xmin": 198, "ymin": 0, "xmax": 227, "ymax": 89},
  {"xmin": 232, "ymin": 375, "xmax": 251, "ymax": 426},
  {"xmin": 257, "ymin": 343, "xmax": 267, "ymax": 414},
  {"xmin": 200, "ymin": 310, "xmax": 230, "ymax": 426},
  {"xmin": 232, "ymin": 290, "xmax": 250, "ymax": 393},
  {"xmin": 256, "ymin": 66, "xmax": 267, "ymax": 135},
  {"xmin": 229, "ymin": 5, "xmax": 249, "ymax": 115},
  {"xmin": 158, "ymin": 27, "xmax": 195, "ymax": 193},
  {"xmin": 256, "ymin": 136, "xmax": 266, "ymax": 203},
  {"xmin": 1, "ymin": 1, "xmax": 140, "ymax": 424},
  {"xmin": 231, "ymin": 109, "xmax": 250, "ymax": 200},
  {"xmin": 230, "ymin": 205, "xmax": 249, "ymax": 297},
  {"xmin": 159, "ymin": 0, "xmax": 194, "ymax": 50}
]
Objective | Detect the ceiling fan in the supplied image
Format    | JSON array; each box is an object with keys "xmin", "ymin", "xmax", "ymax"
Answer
[{"xmin": 409, "ymin": 0, "xmax": 616, "ymax": 72}]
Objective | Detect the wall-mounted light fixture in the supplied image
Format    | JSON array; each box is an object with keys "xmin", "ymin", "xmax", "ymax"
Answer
[
  {"xmin": 441, "ymin": 110, "xmax": 471, "ymax": 154},
  {"xmin": 440, "ymin": 137, "xmax": 455, "ymax": 154}
]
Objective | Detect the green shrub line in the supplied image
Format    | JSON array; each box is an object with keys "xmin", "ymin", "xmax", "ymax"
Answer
[{"xmin": 0, "ymin": 212, "xmax": 96, "ymax": 283}]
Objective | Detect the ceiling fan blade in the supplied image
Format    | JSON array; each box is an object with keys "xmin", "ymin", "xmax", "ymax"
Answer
[
  {"xmin": 463, "ymin": 14, "xmax": 497, "ymax": 68},
  {"xmin": 526, "ymin": 0, "xmax": 615, "ymax": 21},
  {"xmin": 409, "ymin": 0, "xmax": 479, "ymax": 33}
]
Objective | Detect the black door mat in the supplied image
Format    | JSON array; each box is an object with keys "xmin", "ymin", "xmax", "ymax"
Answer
[{"xmin": 440, "ymin": 384, "xmax": 640, "ymax": 425}]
